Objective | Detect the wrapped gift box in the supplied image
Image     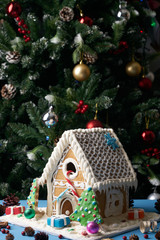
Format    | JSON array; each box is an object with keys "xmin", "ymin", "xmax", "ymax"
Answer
[
  {"xmin": 5, "ymin": 206, "xmax": 25, "ymax": 215},
  {"xmin": 47, "ymin": 215, "xmax": 70, "ymax": 228},
  {"xmin": 128, "ymin": 208, "xmax": 144, "ymax": 220}
]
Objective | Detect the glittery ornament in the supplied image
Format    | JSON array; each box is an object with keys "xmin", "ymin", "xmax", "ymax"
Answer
[
  {"xmin": 73, "ymin": 61, "xmax": 90, "ymax": 82},
  {"xmin": 42, "ymin": 106, "xmax": 58, "ymax": 128},
  {"xmin": 86, "ymin": 221, "xmax": 99, "ymax": 234},
  {"xmin": 6, "ymin": 51, "xmax": 21, "ymax": 64},
  {"xmin": 86, "ymin": 119, "xmax": 103, "ymax": 129},
  {"xmin": 117, "ymin": 0, "xmax": 130, "ymax": 22},
  {"xmin": 141, "ymin": 129, "xmax": 155, "ymax": 144},
  {"xmin": 59, "ymin": 6, "xmax": 74, "ymax": 22},
  {"xmin": 6, "ymin": 1, "xmax": 22, "ymax": 18}
]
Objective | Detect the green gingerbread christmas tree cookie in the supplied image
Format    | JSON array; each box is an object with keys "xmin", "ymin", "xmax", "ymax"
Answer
[
  {"xmin": 70, "ymin": 187, "xmax": 103, "ymax": 226},
  {"xmin": 27, "ymin": 178, "xmax": 39, "ymax": 210}
]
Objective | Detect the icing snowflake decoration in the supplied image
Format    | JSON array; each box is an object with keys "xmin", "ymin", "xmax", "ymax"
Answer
[{"xmin": 104, "ymin": 133, "xmax": 119, "ymax": 150}]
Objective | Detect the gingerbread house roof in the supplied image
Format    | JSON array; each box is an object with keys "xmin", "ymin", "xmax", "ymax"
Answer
[{"xmin": 38, "ymin": 128, "xmax": 137, "ymax": 191}]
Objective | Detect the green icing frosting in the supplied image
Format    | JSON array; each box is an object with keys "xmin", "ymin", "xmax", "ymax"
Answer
[
  {"xmin": 27, "ymin": 178, "xmax": 37, "ymax": 210},
  {"xmin": 17, "ymin": 214, "xmax": 23, "ymax": 218},
  {"xmin": 69, "ymin": 187, "xmax": 102, "ymax": 226}
]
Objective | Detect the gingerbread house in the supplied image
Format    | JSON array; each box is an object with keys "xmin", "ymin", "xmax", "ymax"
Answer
[{"xmin": 38, "ymin": 128, "xmax": 137, "ymax": 218}]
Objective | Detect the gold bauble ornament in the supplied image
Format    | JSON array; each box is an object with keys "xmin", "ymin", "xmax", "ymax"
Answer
[
  {"xmin": 125, "ymin": 60, "xmax": 142, "ymax": 77},
  {"xmin": 72, "ymin": 61, "xmax": 90, "ymax": 82}
]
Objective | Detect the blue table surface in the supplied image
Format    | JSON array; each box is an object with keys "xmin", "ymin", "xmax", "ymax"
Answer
[{"xmin": 0, "ymin": 200, "xmax": 159, "ymax": 240}]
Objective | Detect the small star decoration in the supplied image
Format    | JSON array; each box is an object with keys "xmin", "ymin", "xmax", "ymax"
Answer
[{"xmin": 104, "ymin": 133, "xmax": 119, "ymax": 150}]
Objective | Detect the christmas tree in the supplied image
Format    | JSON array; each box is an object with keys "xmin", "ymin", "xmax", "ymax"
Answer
[
  {"xmin": 0, "ymin": 0, "xmax": 160, "ymax": 199},
  {"xmin": 70, "ymin": 187, "xmax": 102, "ymax": 226}
]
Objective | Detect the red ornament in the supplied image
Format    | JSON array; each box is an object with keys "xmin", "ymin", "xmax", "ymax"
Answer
[
  {"xmin": 6, "ymin": 225, "xmax": 10, "ymax": 229},
  {"xmin": 21, "ymin": 231, "xmax": 25, "ymax": 236},
  {"xmin": 86, "ymin": 119, "xmax": 103, "ymax": 129},
  {"xmin": 123, "ymin": 236, "xmax": 127, "ymax": 240},
  {"xmin": 138, "ymin": 77, "xmax": 152, "ymax": 90},
  {"xmin": 58, "ymin": 234, "xmax": 63, "ymax": 239},
  {"xmin": 6, "ymin": 1, "xmax": 22, "ymax": 18},
  {"xmin": 141, "ymin": 130, "xmax": 155, "ymax": 144},
  {"xmin": 79, "ymin": 16, "xmax": 93, "ymax": 26}
]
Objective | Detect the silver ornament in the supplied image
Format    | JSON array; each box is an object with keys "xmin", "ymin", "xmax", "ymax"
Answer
[
  {"xmin": 117, "ymin": 1, "xmax": 130, "ymax": 22},
  {"xmin": 148, "ymin": 187, "xmax": 160, "ymax": 200},
  {"xmin": 42, "ymin": 106, "xmax": 58, "ymax": 128},
  {"xmin": 6, "ymin": 51, "xmax": 21, "ymax": 64},
  {"xmin": 145, "ymin": 72, "xmax": 155, "ymax": 82},
  {"xmin": 148, "ymin": 192, "xmax": 160, "ymax": 200}
]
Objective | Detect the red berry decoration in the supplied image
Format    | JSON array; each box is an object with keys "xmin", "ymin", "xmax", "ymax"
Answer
[
  {"xmin": 79, "ymin": 100, "xmax": 84, "ymax": 105},
  {"xmin": 58, "ymin": 234, "xmax": 63, "ymax": 239},
  {"xmin": 141, "ymin": 147, "xmax": 160, "ymax": 159},
  {"xmin": 141, "ymin": 130, "xmax": 155, "ymax": 144},
  {"xmin": 79, "ymin": 16, "xmax": 93, "ymax": 26},
  {"xmin": 144, "ymin": 234, "xmax": 148, "ymax": 239},
  {"xmin": 6, "ymin": 1, "xmax": 22, "ymax": 18},
  {"xmin": 75, "ymin": 100, "xmax": 88, "ymax": 114},
  {"xmin": 21, "ymin": 231, "xmax": 25, "ymax": 236},
  {"xmin": 7, "ymin": 225, "xmax": 10, "ymax": 229},
  {"xmin": 16, "ymin": 17, "xmax": 20, "ymax": 21},
  {"xmin": 1, "ymin": 229, "xmax": 5, "ymax": 234},
  {"xmin": 139, "ymin": 77, "xmax": 152, "ymax": 90},
  {"xmin": 86, "ymin": 119, "xmax": 103, "ymax": 129},
  {"xmin": 113, "ymin": 41, "xmax": 128, "ymax": 54},
  {"xmin": 6, "ymin": 1, "xmax": 31, "ymax": 42},
  {"xmin": 123, "ymin": 236, "xmax": 127, "ymax": 240}
]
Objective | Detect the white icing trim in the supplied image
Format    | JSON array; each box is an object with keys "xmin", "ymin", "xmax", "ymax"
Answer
[
  {"xmin": 38, "ymin": 128, "xmax": 137, "ymax": 192},
  {"xmin": 62, "ymin": 158, "xmax": 79, "ymax": 180},
  {"xmin": 54, "ymin": 180, "xmax": 85, "ymax": 188}
]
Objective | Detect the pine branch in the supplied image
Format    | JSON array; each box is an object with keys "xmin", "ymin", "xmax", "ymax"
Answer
[
  {"xmin": 8, "ymin": 123, "xmax": 43, "ymax": 142},
  {"xmin": 112, "ymin": 21, "xmax": 125, "ymax": 46},
  {"xmin": 26, "ymin": 102, "xmax": 53, "ymax": 140}
]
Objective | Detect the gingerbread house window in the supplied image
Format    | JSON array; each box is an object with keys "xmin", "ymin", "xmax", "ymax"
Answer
[{"xmin": 62, "ymin": 158, "xmax": 78, "ymax": 180}]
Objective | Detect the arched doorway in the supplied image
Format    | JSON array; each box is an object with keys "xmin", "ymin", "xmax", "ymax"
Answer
[{"xmin": 58, "ymin": 193, "xmax": 77, "ymax": 216}]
